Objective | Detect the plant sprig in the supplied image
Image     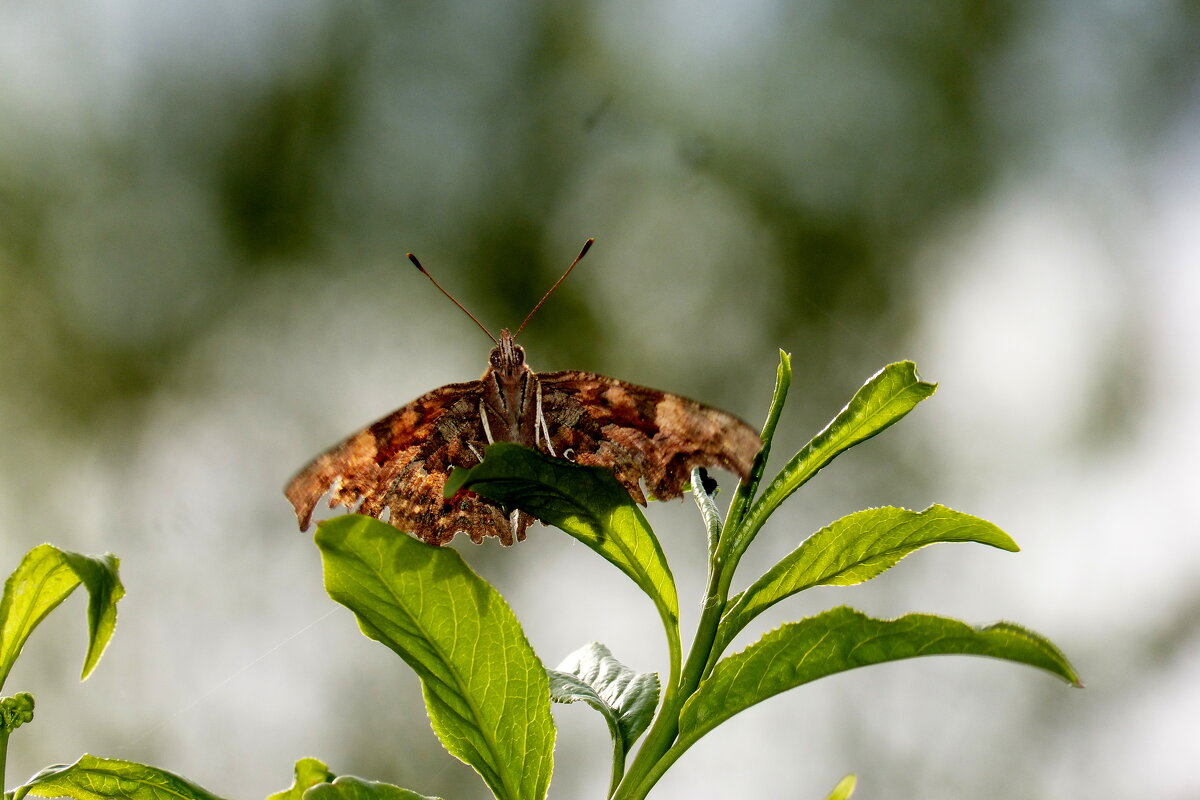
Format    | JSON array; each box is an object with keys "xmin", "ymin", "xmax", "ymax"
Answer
[
  {"xmin": 4, "ymin": 355, "xmax": 1081, "ymax": 800},
  {"xmin": 398, "ymin": 355, "xmax": 1080, "ymax": 799}
]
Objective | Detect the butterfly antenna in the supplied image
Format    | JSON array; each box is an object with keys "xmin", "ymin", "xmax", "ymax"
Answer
[
  {"xmin": 515, "ymin": 238, "xmax": 594, "ymax": 337},
  {"xmin": 408, "ymin": 253, "xmax": 498, "ymax": 344}
]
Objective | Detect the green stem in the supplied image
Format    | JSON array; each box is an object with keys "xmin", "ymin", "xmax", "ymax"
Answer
[
  {"xmin": 627, "ymin": 736, "xmax": 696, "ymax": 797},
  {"xmin": 614, "ymin": 534, "xmax": 731, "ymax": 800},
  {"xmin": 663, "ymin": 618, "xmax": 682, "ymax": 709},
  {"xmin": 679, "ymin": 555, "xmax": 730, "ymax": 699},
  {"xmin": 607, "ymin": 732, "xmax": 625, "ymax": 799},
  {"xmin": 1, "ymin": 727, "xmax": 9, "ymax": 791}
]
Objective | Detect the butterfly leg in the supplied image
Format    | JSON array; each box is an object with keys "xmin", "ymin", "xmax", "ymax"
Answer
[
  {"xmin": 478, "ymin": 400, "xmax": 495, "ymax": 444},
  {"xmin": 535, "ymin": 381, "xmax": 557, "ymax": 457}
]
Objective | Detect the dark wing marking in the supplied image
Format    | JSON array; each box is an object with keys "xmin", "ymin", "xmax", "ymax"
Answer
[
  {"xmin": 536, "ymin": 371, "xmax": 761, "ymax": 504},
  {"xmin": 284, "ymin": 380, "xmax": 531, "ymax": 546}
]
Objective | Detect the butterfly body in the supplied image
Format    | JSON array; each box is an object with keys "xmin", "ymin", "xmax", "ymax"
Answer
[{"xmin": 286, "ymin": 328, "xmax": 761, "ymax": 546}]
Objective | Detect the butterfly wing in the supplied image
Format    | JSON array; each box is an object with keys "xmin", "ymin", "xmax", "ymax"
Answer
[
  {"xmin": 535, "ymin": 371, "xmax": 762, "ymax": 504},
  {"xmin": 284, "ymin": 380, "xmax": 529, "ymax": 546}
]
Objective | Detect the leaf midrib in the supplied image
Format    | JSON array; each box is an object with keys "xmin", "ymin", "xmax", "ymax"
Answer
[{"xmin": 354, "ymin": 545, "xmax": 523, "ymax": 800}]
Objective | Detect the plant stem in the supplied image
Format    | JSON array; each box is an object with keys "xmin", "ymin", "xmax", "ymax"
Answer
[
  {"xmin": 628, "ymin": 737, "xmax": 694, "ymax": 796},
  {"xmin": 661, "ymin": 615, "xmax": 683, "ymax": 712},
  {"xmin": 607, "ymin": 733, "xmax": 625, "ymax": 799},
  {"xmin": 678, "ymin": 554, "xmax": 730, "ymax": 702},
  {"xmin": 0, "ymin": 727, "xmax": 9, "ymax": 791},
  {"xmin": 613, "ymin": 534, "xmax": 731, "ymax": 800}
]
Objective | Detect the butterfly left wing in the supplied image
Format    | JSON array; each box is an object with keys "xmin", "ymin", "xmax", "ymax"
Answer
[
  {"xmin": 285, "ymin": 380, "xmax": 532, "ymax": 546},
  {"xmin": 535, "ymin": 370, "xmax": 762, "ymax": 504}
]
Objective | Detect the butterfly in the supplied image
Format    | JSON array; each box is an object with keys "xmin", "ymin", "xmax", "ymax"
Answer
[{"xmin": 284, "ymin": 240, "xmax": 762, "ymax": 546}]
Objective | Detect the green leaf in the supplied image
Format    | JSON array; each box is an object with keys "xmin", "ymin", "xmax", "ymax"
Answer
[
  {"xmin": 714, "ymin": 505, "xmax": 1019, "ymax": 657},
  {"xmin": 732, "ymin": 362, "xmax": 937, "ymax": 559},
  {"xmin": 268, "ymin": 758, "xmax": 335, "ymax": 800},
  {"xmin": 0, "ymin": 692, "xmax": 34, "ymax": 733},
  {"xmin": 265, "ymin": 759, "xmax": 442, "ymax": 800},
  {"xmin": 690, "ymin": 468, "xmax": 722, "ymax": 557},
  {"xmin": 548, "ymin": 642, "xmax": 659, "ymax": 797},
  {"xmin": 823, "ymin": 775, "xmax": 857, "ymax": 800},
  {"xmin": 724, "ymin": 349, "xmax": 791, "ymax": 531},
  {"xmin": 548, "ymin": 642, "xmax": 660, "ymax": 754},
  {"xmin": 12, "ymin": 755, "xmax": 229, "ymax": 800},
  {"xmin": 678, "ymin": 607, "xmax": 1082, "ymax": 747},
  {"xmin": 445, "ymin": 443, "xmax": 680, "ymax": 670},
  {"xmin": 305, "ymin": 776, "xmax": 443, "ymax": 800},
  {"xmin": 0, "ymin": 544, "xmax": 124, "ymax": 689},
  {"xmin": 316, "ymin": 515, "xmax": 554, "ymax": 800}
]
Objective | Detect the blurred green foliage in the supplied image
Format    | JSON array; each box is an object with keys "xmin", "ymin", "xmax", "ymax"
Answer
[
  {"xmin": 1, "ymin": 2, "xmax": 1197, "ymax": 798},
  {"xmin": 5, "ymin": 1, "xmax": 1194, "ymax": 427}
]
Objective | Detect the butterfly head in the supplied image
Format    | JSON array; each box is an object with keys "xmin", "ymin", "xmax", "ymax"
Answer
[{"xmin": 490, "ymin": 329, "xmax": 527, "ymax": 372}]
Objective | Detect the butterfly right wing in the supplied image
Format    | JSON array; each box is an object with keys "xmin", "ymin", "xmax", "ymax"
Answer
[
  {"xmin": 535, "ymin": 370, "xmax": 762, "ymax": 504},
  {"xmin": 284, "ymin": 380, "xmax": 523, "ymax": 546}
]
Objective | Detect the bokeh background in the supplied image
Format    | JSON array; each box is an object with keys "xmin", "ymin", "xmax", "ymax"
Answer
[{"xmin": 2, "ymin": 2, "xmax": 1198, "ymax": 798}]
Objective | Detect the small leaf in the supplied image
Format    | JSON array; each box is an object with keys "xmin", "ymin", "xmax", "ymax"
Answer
[
  {"xmin": 678, "ymin": 607, "xmax": 1081, "ymax": 747},
  {"xmin": 0, "ymin": 544, "xmax": 124, "ymax": 689},
  {"xmin": 0, "ymin": 692, "xmax": 35, "ymax": 733},
  {"xmin": 715, "ymin": 505, "xmax": 1018, "ymax": 657},
  {"xmin": 823, "ymin": 774, "xmax": 857, "ymax": 800},
  {"xmin": 267, "ymin": 758, "xmax": 335, "ymax": 800},
  {"xmin": 12, "ymin": 755, "xmax": 229, "ymax": 800},
  {"xmin": 690, "ymin": 468, "xmax": 722, "ymax": 557},
  {"xmin": 548, "ymin": 642, "xmax": 660, "ymax": 754},
  {"xmin": 266, "ymin": 759, "xmax": 442, "ymax": 800},
  {"xmin": 446, "ymin": 444, "xmax": 680, "ymax": 662},
  {"xmin": 317, "ymin": 515, "xmax": 554, "ymax": 800},
  {"xmin": 732, "ymin": 362, "xmax": 936, "ymax": 558},
  {"xmin": 305, "ymin": 776, "xmax": 443, "ymax": 800},
  {"xmin": 724, "ymin": 349, "xmax": 791, "ymax": 530}
]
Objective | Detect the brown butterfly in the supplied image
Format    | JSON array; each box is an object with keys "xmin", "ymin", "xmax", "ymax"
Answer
[{"xmin": 285, "ymin": 240, "xmax": 762, "ymax": 546}]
